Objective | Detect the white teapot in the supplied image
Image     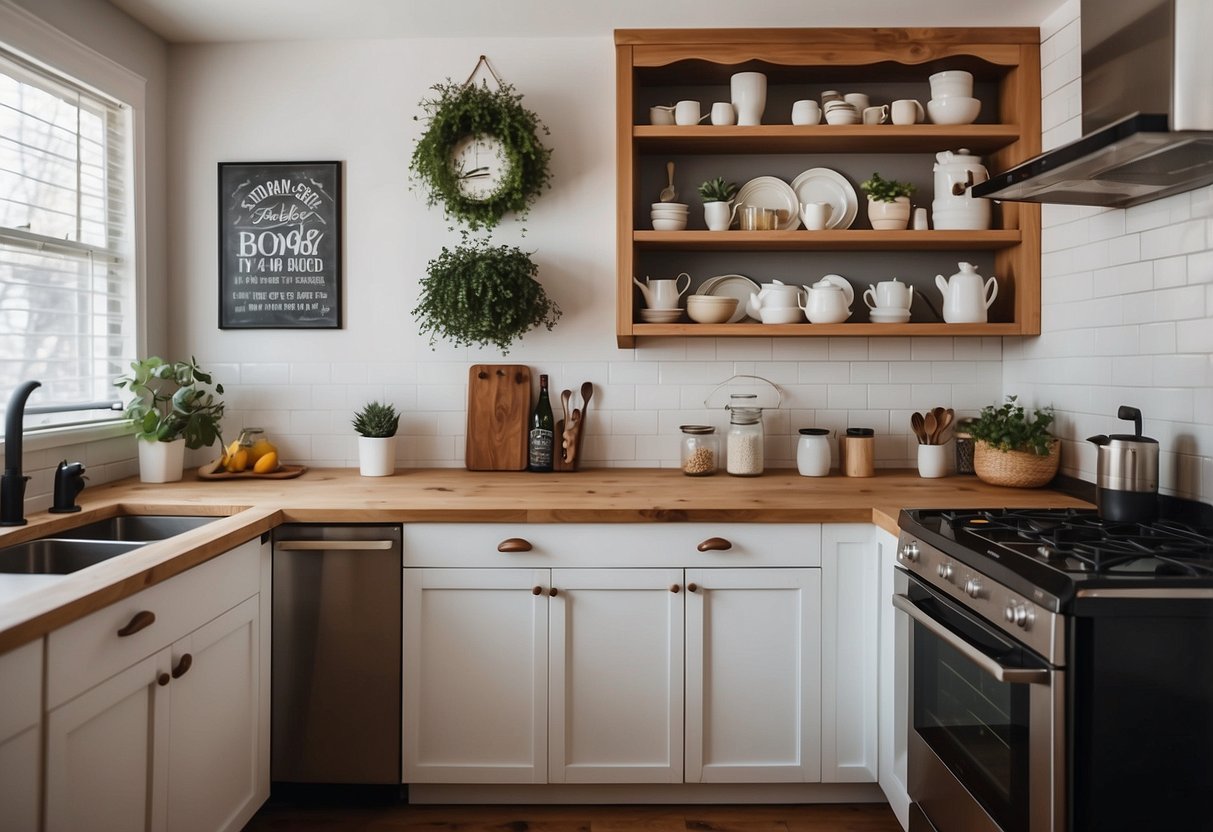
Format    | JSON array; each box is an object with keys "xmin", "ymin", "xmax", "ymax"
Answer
[
  {"xmin": 936, "ymin": 262, "xmax": 997, "ymax": 323},
  {"xmin": 746, "ymin": 279, "xmax": 806, "ymax": 319},
  {"xmin": 932, "ymin": 149, "xmax": 991, "ymax": 230},
  {"xmin": 800, "ymin": 274, "xmax": 854, "ymax": 324}
]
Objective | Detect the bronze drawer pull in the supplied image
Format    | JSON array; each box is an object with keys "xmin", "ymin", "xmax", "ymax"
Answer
[
  {"xmin": 157, "ymin": 673, "xmax": 170, "ymax": 687},
  {"xmin": 697, "ymin": 537, "xmax": 732, "ymax": 552},
  {"xmin": 687, "ymin": 582, "xmax": 699, "ymax": 593},
  {"xmin": 549, "ymin": 587, "xmax": 559, "ymax": 597},
  {"xmin": 171, "ymin": 653, "xmax": 193, "ymax": 679},
  {"xmin": 670, "ymin": 584, "xmax": 680, "ymax": 593},
  {"xmin": 532, "ymin": 586, "xmax": 543, "ymax": 596},
  {"xmin": 117, "ymin": 610, "xmax": 155, "ymax": 638},
  {"xmin": 497, "ymin": 538, "xmax": 533, "ymax": 553}
]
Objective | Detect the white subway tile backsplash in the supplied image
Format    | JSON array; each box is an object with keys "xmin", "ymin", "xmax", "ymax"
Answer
[
  {"xmin": 826, "ymin": 384, "xmax": 868, "ymax": 410},
  {"xmin": 1154, "ymin": 285, "xmax": 1207, "ymax": 322},
  {"xmin": 910, "ymin": 339, "xmax": 954, "ymax": 361},
  {"xmin": 1106, "ymin": 234, "xmax": 1141, "ymax": 266},
  {"xmin": 1138, "ymin": 322, "xmax": 1177, "ymax": 355},
  {"xmin": 715, "ymin": 338, "xmax": 774, "ymax": 361},
  {"xmin": 773, "ymin": 339, "xmax": 830, "ymax": 360},
  {"xmin": 850, "ymin": 362, "xmax": 889, "ymax": 384},
  {"xmin": 828, "ymin": 338, "xmax": 869, "ymax": 361},
  {"xmin": 1141, "ymin": 219, "xmax": 1207, "ymax": 260},
  {"xmin": 1155, "ymin": 255, "xmax": 1189, "ymax": 288},
  {"xmin": 1177, "ymin": 318, "xmax": 1213, "ymax": 353},
  {"xmin": 609, "ymin": 361, "xmax": 660, "ymax": 384},
  {"xmin": 1187, "ymin": 250, "xmax": 1213, "ymax": 284},
  {"xmin": 798, "ymin": 362, "xmax": 852, "ymax": 384},
  {"xmin": 1041, "ymin": 17, "xmax": 1079, "ymax": 66}
]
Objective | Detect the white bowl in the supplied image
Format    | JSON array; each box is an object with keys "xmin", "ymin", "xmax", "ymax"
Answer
[
  {"xmin": 927, "ymin": 96, "xmax": 981, "ymax": 125},
  {"xmin": 651, "ymin": 202, "xmax": 689, "ymax": 211},
  {"xmin": 687, "ymin": 296, "xmax": 738, "ymax": 323},
  {"xmin": 650, "ymin": 211, "xmax": 689, "ymax": 221},
  {"xmin": 825, "ymin": 110, "xmax": 861, "ymax": 125},
  {"xmin": 651, "ymin": 218, "xmax": 688, "ymax": 231},
  {"xmin": 759, "ymin": 307, "xmax": 804, "ymax": 324},
  {"xmin": 869, "ymin": 308, "xmax": 911, "ymax": 323},
  {"xmin": 928, "ymin": 70, "xmax": 974, "ymax": 99}
]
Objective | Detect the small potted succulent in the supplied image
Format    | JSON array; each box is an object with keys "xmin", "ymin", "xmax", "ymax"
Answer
[
  {"xmin": 860, "ymin": 172, "xmax": 915, "ymax": 230},
  {"xmin": 698, "ymin": 176, "xmax": 739, "ymax": 231},
  {"xmin": 353, "ymin": 400, "xmax": 400, "ymax": 477},
  {"xmin": 968, "ymin": 396, "xmax": 1059, "ymax": 488},
  {"xmin": 115, "ymin": 356, "xmax": 226, "ymax": 483}
]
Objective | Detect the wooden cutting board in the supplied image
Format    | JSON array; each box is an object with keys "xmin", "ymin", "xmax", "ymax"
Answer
[{"xmin": 465, "ymin": 364, "xmax": 532, "ymax": 471}]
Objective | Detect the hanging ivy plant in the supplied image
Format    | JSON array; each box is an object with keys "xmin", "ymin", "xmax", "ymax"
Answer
[
  {"xmin": 410, "ymin": 79, "xmax": 553, "ymax": 231},
  {"xmin": 413, "ymin": 234, "xmax": 561, "ymax": 353}
]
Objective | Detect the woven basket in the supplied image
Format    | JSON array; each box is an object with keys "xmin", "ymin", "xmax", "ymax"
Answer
[{"xmin": 973, "ymin": 439, "xmax": 1060, "ymax": 488}]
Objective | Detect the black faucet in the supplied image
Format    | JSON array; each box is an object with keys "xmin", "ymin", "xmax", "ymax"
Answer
[
  {"xmin": 1, "ymin": 380, "xmax": 42, "ymax": 526},
  {"xmin": 50, "ymin": 460, "xmax": 87, "ymax": 514}
]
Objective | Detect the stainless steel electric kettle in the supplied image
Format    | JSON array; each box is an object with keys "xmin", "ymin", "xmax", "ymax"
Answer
[{"xmin": 1087, "ymin": 405, "xmax": 1159, "ymax": 523}]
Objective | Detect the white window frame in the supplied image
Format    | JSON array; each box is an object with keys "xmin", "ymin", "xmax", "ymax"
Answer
[{"xmin": 0, "ymin": 0, "xmax": 147, "ymax": 449}]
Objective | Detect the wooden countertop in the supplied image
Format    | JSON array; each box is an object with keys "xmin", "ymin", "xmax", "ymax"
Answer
[{"xmin": 0, "ymin": 467, "xmax": 1091, "ymax": 652}]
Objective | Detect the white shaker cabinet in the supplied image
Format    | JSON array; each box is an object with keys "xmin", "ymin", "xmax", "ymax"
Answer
[
  {"xmin": 0, "ymin": 638, "xmax": 44, "ymax": 832},
  {"xmin": 685, "ymin": 568, "xmax": 821, "ymax": 783},
  {"xmin": 44, "ymin": 537, "xmax": 270, "ymax": 832},
  {"xmin": 875, "ymin": 526, "xmax": 910, "ymax": 829}
]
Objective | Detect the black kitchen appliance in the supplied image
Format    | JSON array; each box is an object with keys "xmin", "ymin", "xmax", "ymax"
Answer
[
  {"xmin": 1086, "ymin": 405, "xmax": 1159, "ymax": 523},
  {"xmin": 896, "ymin": 505, "xmax": 1213, "ymax": 832}
]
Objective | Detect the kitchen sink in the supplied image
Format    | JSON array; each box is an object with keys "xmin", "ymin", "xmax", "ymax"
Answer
[
  {"xmin": 0, "ymin": 538, "xmax": 147, "ymax": 575},
  {"xmin": 56, "ymin": 514, "xmax": 218, "ymax": 542}
]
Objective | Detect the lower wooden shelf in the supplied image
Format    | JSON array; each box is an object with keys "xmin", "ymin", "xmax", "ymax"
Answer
[
  {"xmin": 634, "ymin": 230, "xmax": 1021, "ymax": 250},
  {"xmin": 616, "ymin": 320, "xmax": 1026, "ymax": 346}
]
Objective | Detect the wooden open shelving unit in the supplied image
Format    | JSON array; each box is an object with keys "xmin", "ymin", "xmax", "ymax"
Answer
[{"xmin": 615, "ymin": 28, "xmax": 1042, "ymax": 348}]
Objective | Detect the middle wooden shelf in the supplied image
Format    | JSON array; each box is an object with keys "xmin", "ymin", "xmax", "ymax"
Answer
[{"xmin": 635, "ymin": 229, "xmax": 1021, "ymax": 251}]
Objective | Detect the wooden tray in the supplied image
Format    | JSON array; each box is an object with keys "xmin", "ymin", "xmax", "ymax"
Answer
[{"xmin": 197, "ymin": 459, "xmax": 308, "ymax": 480}]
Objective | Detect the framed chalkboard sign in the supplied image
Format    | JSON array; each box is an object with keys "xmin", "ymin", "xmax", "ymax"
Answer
[{"xmin": 218, "ymin": 161, "xmax": 342, "ymax": 329}]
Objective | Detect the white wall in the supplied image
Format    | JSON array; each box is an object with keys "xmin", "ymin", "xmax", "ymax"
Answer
[
  {"xmin": 1004, "ymin": 0, "xmax": 1213, "ymax": 502},
  {"xmin": 167, "ymin": 36, "xmax": 1002, "ymax": 472}
]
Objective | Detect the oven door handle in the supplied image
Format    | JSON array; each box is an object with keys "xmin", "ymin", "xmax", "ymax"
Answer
[{"xmin": 892, "ymin": 593, "xmax": 1051, "ymax": 685}]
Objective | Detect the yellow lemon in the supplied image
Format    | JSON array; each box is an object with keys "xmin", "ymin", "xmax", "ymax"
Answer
[
  {"xmin": 253, "ymin": 451, "xmax": 279, "ymax": 474},
  {"xmin": 226, "ymin": 448, "xmax": 250, "ymax": 473}
]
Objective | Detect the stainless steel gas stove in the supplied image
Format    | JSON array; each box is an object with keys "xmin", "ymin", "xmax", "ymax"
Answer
[{"xmin": 895, "ymin": 507, "xmax": 1213, "ymax": 832}]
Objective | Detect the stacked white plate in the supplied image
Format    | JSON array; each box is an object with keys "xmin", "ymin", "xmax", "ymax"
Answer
[
  {"xmin": 651, "ymin": 202, "xmax": 688, "ymax": 231},
  {"xmin": 869, "ymin": 308, "xmax": 911, "ymax": 323},
  {"xmin": 639, "ymin": 308, "xmax": 684, "ymax": 323}
]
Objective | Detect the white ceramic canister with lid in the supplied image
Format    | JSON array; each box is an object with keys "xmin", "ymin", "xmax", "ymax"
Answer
[{"xmin": 796, "ymin": 428, "xmax": 832, "ymax": 476}]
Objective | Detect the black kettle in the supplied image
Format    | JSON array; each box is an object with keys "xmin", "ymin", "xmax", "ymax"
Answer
[{"xmin": 1087, "ymin": 406, "xmax": 1159, "ymax": 523}]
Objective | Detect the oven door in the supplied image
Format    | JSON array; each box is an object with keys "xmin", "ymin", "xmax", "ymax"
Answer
[{"xmin": 895, "ymin": 569, "xmax": 1064, "ymax": 832}]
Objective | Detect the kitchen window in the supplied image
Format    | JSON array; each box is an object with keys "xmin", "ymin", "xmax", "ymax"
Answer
[{"xmin": 0, "ymin": 45, "xmax": 135, "ymax": 436}]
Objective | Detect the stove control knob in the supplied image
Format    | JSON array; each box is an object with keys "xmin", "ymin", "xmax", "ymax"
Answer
[
  {"xmin": 899, "ymin": 542, "xmax": 920, "ymax": 563},
  {"xmin": 937, "ymin": 562, "xmax": 955, "ymax": 581},
  {"xmin": 1005, "ymin": 603, "xmax": 1032, "ymax": 628},
  {"xmin": 964, "ymin": 578, "xmax": 983, "ymax": 599}
]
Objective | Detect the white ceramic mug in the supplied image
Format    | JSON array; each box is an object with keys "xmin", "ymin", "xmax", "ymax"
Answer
[
  {"xmin": 891, "ymin": 98, "xmax": 925, "ymax": 125},
  {"xmin": 929, "ymin": 69, "xmax": 973, "ymax": 99},
  {"xmin": 844, "ymin": 92, "xmax": 870, "ymax": 111},
  {"xmin": 791, "ymin": 99, "xmax": 821, "ymax": 125},
  {"xmin": 862, "ymin": 104, "xmax": 889, "ymax": 125},
  {"xmin": 710, "ymin": 101, "xmax": 735, "ymax": 125},
  {"xmin": 730, "ymin": 72, "xmax": 767, "ymax": 126},
  {"xmin": 913, "ymin": 207, "xmax": 929, "ymax": 230},
  {"xmin": 825, "ymin": 107, "xmax": 859, "ymax": 125},
  {"xmin": 649, "ymin": 105, "xmax": 675, "ymax": 125},
  {"xmin": 675, "ymin": 100, "xmax": 703, "ymax": 125},
  {"xmin": 801, "ymin": 201, "xmax": 833, "ymax": 231}
]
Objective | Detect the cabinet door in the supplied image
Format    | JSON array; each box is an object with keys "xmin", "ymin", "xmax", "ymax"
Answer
[
  {"xmin": 548, "ymin": 568, "xmax": 684, "ymax": 784},
  {"xmin": 685, "ymin": 568, "xmax": 822, "ymax": 783},
  {"xmin": 45, "ymin": 649, "xmax": 170, "ymax": 832},
  {"xmin": 875, "ymin": 526, "xmax": 910, "ymax": 829},
  {"xmin": 0, "ymin": 639, "xmax": 42, "ymax": 832},
  {"xmin": 167, "ymin": 595, "xmax": 264, "ymax": 832},
  {"xmin": 403, "ymin": 568, "xmax": 549, "ymax": 783},
  {"xmin": 820, "ymin": 524, "xmax": 880, "ymax": 783}
]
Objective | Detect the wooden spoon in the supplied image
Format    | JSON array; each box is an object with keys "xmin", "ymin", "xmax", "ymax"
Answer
[
  {"xmin": 924, "ymin": 410, "xmax": 939, "ymax": 446},
  {"xmin": 659, "ymin": 161, "xmax": 676, "ymax": 202},
  {"xmin": 935, "ymin": 408, "xmax": 955, "ymax": 444},
  {"xmin": 910, "ymin": 411, "xmax": 927, "ymax": 444},
  {"xmin": 560, "ymin": 389, "xmax": 572, "ymax": 429},
  {"xmin": 580, "ymin": 381, "xmax": 594, "ymax": 412}
]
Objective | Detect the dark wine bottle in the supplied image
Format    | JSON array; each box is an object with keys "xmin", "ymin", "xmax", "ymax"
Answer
[{"xmin": 528, "ymin": 374, "xmax": 554, "ymax": 472}]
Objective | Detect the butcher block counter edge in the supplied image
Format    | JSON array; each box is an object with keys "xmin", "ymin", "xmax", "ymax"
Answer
[{"xmin": 0, "ymin": 467, "xmax": 1090, "ymax": 652}]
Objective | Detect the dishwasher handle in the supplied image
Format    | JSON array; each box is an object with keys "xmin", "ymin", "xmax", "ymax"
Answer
[{"xmin": 274, "ymin": 540, "xmax": 394, "ymax": 551}]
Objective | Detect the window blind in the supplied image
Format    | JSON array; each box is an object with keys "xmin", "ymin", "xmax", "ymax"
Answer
[{"xmin": 0, "ymin": 47, "xmax": 134, "ymax": 434}]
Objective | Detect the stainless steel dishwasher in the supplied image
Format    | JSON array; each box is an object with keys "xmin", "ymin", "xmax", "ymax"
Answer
[{"xmin": 271, "ymin": 524, "xmax": 402, "ymax": 784}]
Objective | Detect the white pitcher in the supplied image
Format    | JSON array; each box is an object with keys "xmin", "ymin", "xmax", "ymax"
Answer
[
  {"xmin": 634, "ymin": 273, "xmax": 691, "ymax": 309},
  {"xmin": 936, "ymin": 262, "xmax": 997, "ymax": 323}
]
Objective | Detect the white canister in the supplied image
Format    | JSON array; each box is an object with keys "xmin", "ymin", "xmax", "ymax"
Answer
[
  {"xmin": 797, "ymin": 428, "xmax": 832, "ymax": 476},
  {"xmin": 730, "ymin": 72, "xmax": 767, "ymax": 126},
  {"xmin": 917, "ymin": 443, "xmax": 950, "ymax": 478}
]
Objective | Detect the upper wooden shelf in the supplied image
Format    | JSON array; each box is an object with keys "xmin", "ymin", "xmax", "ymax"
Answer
[
  {"xmin": 633, "ymin": 124, "xmax": 1022, "ymax": 155},
  {"xmin": 634, "ymin": 230, "xmax": 1021, "ymax": 251}
]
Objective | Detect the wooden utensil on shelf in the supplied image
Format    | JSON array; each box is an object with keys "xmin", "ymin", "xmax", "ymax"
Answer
[
  {"xmin": 934, "ymin": 408, "xmax": 955, "ymax": 444},
  {"xmin": 553, "ymin": 382, "xmax": 593, "ymax": 471},
  {"xmin": 659, "ymin": 161, "xmax": 676, "ymax": 202},
  {"xmin": 911, "ymin": 411, "xmax": 928, "ymax": 444},
  {"xmin": 924, "ymin": 410, "xmax": 939, "ymax": 445}
]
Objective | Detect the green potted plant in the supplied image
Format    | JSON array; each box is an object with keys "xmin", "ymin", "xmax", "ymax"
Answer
[
  {"xmin": 353, "ymin": 400, "xmax": 400, "ymax": 477},
  {"xmin": 968, "ymin": 395, "xmax": 1059, "ymax": 488},
  {"xmin": 114, "ymin": 356, "xmax": 226, "ymax": 483},
  {"xmin": 699, "ymin": 177, "xmax": 739, "ymax": 231},
  {"xmin": 860, "ymin": 171, "xmax": 915, "ymax": 230},
  {"xmin": 412, "ymin": 233, "xmax": 561, "ymax": 354}
]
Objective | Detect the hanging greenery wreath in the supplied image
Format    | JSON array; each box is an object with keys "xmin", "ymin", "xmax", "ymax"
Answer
[
  {"xmin": 412, "ymin": 234, "xmax": 561, "ymax": 353},
  {"xmin": 410, "ymin": 76, "xmax": 553, "ymax": 231}
]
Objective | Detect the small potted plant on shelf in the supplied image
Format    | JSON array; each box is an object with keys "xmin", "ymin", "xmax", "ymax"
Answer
[
  {"xmin": 698, "ymin": 176, "xmax": 739, "ymax": 232},
  {"xmin": 968, "ymin": 395, "xmax": 1059, "ymax": 488},
  {"xmin": 860, "ymin": 172, "xmax": 915, "ymax": 230},
  {"xmin": 115, "ymin": 356, "xmax": 225, "ymax": 483},
  {"xmin": 353, "ymin": 400, "xmax": 400, "ymax": 477}
]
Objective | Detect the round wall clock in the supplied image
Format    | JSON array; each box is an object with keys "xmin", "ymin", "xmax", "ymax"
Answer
[{"xmin": 450, "ymin": 134, "xmax": 509, "ymax": 202}]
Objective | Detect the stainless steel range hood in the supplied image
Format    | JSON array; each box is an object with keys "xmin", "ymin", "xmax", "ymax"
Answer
[{"xmin": 972, "ymin": 0, "xmax": 1213, "ymax": 208}]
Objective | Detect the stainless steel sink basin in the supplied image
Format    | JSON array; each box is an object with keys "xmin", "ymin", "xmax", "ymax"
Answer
[
  {"xmin": 55, "ymin": 514, "xmax": 218, "ymax": 542},
  {"xmin": 0, "ymin": 539, "xmax": 146, "ymax": 574}
]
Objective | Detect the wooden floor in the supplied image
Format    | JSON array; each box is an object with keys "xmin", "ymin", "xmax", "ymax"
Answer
[{"xmin": 243, "ymin": 800, "xmax": 903, "ymax": 831}]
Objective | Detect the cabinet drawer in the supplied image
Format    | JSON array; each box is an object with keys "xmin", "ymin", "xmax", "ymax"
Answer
[
  {"xmin": 403, "ymin": 523, "xmax": 820, "ymax": 568},
  {"xmin": 47, "ymin": 539, "xmax": 260, "ymax": 708},
  {"xmin": 0, "ymin": 639, "xmax": 41, "ymax": 740}
]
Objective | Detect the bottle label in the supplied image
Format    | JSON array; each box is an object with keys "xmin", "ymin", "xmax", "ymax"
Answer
[{"xmin": 529, "ymin": 428, "xmax": 554, "ymax": 468}]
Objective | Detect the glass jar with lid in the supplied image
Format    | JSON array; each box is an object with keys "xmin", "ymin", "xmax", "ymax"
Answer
[
  {"xmin": 725, "ymin": 394, "xmax": 765, "ymax": 477},
  {"xmin": 679, "ymin": 425, "xmax": 719, "ymax": 476}
]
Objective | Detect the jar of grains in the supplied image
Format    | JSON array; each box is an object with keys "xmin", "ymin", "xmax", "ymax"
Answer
[
  {"xmin": 725, "ymin": 394, "xmax": 765, "ymax": 476},
  {"xmin": 680, "ymin": 425, "xmax": 719, "ymax": 476}
]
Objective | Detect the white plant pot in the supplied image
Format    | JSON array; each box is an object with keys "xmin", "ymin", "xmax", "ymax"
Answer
[
  {"xmin": 703, "ymin": 200, "xmax": 733, "ymax": 231},
  {"xmin": 358, "ymin": 436, "xmax": 397, "ymax": 477},
  {"xmin": 138, "ymin": 437, "xmax": 186, "ymax": 483},
  {"xmin": 867, "ymin": 196, "xmax": 911, "ymax": 230}
]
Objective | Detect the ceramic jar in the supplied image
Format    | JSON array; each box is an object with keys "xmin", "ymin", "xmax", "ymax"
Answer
[
  {"xmin": 932, "ymin": 148, "xmax": 991, "ymax": 230},
  {"xmin": 680, "ymin": 425, "xmax": 719, "ymax": 476},
  {"xmin": 725, "ymin": 394, "xmax": 764, "ymax": 476},
  {"xmin": 796, "ymin": 428, "xmax": 831, "ymax": 476}
]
